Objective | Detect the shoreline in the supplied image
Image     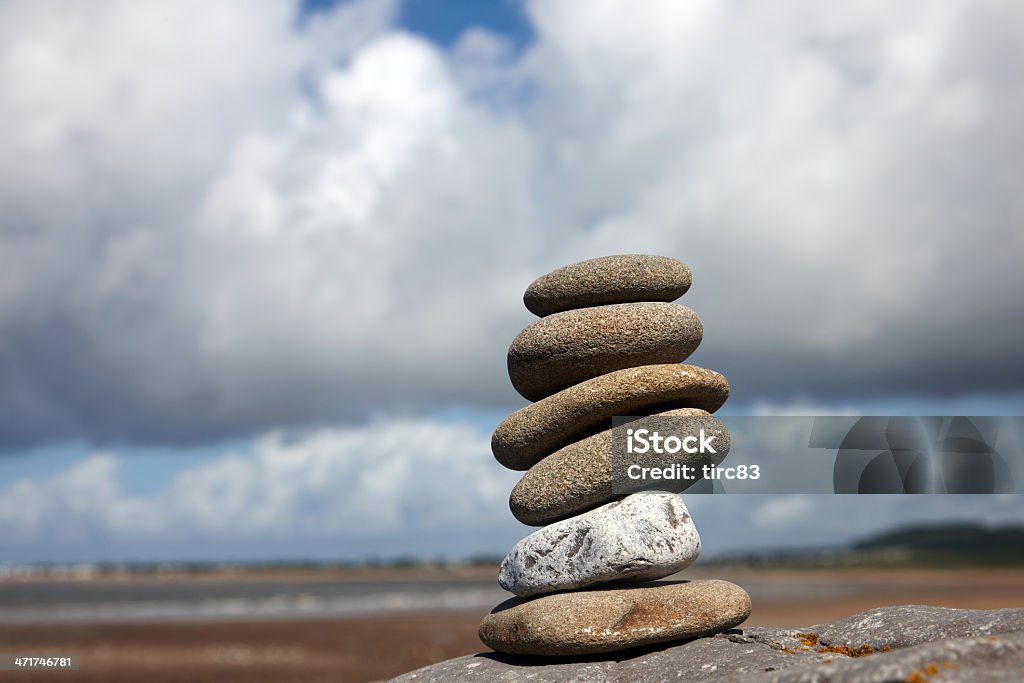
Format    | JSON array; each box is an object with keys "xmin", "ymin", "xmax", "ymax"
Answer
[
  {"xmin": 3, "ymin": 568, "xmax": 1022, "ymax": 682},
  {"xmin": 3, "ymin": 563, "xmax": 1023, "ymax": 584},
  {"xmin": 0, "ymin": 564, "xmax": 501, "ymax": 585}
]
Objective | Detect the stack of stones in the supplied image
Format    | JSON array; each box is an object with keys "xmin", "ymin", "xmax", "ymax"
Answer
[{"xmin": 479, "ymin": 254, "xmax": 752, "ymax": 657}]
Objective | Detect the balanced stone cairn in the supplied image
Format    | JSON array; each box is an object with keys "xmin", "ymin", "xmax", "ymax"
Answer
[{"xmin": 479, "ymin": 254, "xmax": 752, "ymax": 657}]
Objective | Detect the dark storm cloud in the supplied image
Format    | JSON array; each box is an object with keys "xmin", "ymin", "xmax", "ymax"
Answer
[{"xmin": 1, "ymin": 0, "xmax": 1023, "ymax": 450}]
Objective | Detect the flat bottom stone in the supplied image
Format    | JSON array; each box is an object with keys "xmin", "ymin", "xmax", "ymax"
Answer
[{"xmin": 478, "ymin": 579, "xmax": 751, "ymax": 656}]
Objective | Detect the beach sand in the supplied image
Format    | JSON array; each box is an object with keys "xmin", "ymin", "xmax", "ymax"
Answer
[{"xmin": 3, "ymin": 568, "xmax": 1022, "ymax": 683}]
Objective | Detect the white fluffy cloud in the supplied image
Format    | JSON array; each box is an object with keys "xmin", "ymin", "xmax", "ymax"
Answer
[
  {"xmin": 2, "ymin": 421, "xmax": 1022, "ymax": 562},
  {"xmin": 1, "ymin": 0, "xmax": 1023, "ymax": 449},
  {"xmin": 0, "ymin": 419, "xmax": 523, "ymax": 560},
  {"xmin": 754, "ymin": 495, "xmax": 815, "ymax": 527}
]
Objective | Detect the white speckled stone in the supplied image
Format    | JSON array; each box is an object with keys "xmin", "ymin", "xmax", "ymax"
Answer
[{"xmin": 498, "ymin": 493, "xmax": 699, "ymax": 598}]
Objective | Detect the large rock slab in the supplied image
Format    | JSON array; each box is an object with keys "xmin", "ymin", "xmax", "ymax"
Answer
[
  {"xmin": 507, "ymin": 303, "xmax": 703, "ymax": 402},
  {"xmin": 478, "ymin": 580, "xmax": 750, "ymax": 656},
  {"xmin": 493, "ymin": 364, "xmax": 729, "ymax": 471},
  {"xmin": 523, "ymin": 254, "xmax": 692, "ymax": 317},
  {"xmin": 499, "ymin": 493, "xmax": 700, "ymax": 597},
  {"xmin": 392, "ymin": 606, "xmax": 1024, "ymax": 682},
  {"xmin": 510, "ymin": 409, "xmax": 729, "ymax": 526}
]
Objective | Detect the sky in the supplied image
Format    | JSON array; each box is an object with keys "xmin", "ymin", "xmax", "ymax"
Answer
[{"xmin": 1, "ymin": 0, "xmax": 1023, "ymax": 564}]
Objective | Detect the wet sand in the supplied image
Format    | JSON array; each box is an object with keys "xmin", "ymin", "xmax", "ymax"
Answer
[{"xmin": 3, "ymin": 568, "xmax": 1022, "ymax": 683}]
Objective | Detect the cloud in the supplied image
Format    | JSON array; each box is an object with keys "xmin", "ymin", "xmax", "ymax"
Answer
[
  {"xmin": 1, "ymin": 0, "xmax": 1023, "ymax": 449},
  {"xmin": 0, "ymin": 452, "xmax": 161, "ymax": 542},
  {"xmin": 754, "ymin": 496, "xmax": 814, "ymax": 526},
  {"xmin": 2, "ymin": 419, "xmax": 1022, "ymax": 562},
  {"xmin": 0, "ymin": 418, "xmax": 524, "ymax": 561}
]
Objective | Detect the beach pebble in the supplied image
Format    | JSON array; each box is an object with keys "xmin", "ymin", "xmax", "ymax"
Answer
[
  {"xmin": 510, "ymin": 409, "xmax": 729, "ymax": 526},
  {"xmin": 479, "ymin": 579, "xmax": 751, "ymax": 656},
  {"xmin": 492, "ymin": 364, "xmax": 729, "ymax": 470},
  {"xmin": 499, "ymin": 493, "xmax": 700, "ymax": 598},
  {"xmin": 523, "ymin": 254, "xmax": 692, "ymax": 317},
  {"xmin": 508, "ymin": 302, "xmax": 703, "ymax": 402}
]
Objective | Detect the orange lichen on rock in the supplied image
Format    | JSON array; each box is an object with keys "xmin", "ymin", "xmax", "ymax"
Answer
[
  {"xmin": 904, "ymin": 661, "xmax": 956, "ymax": 682},
  {"xmin": 789, "ymin": 632, "xmax": 891, "ymax": 658},
  {"xmin": 796, "ymin": 632, "xmax": 819, "ymax": 647},
  {"xmin": 819, "ymin": 643, "xmax": 878, "ymax": 657}
]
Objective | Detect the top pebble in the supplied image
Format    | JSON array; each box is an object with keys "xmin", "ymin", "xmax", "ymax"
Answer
[{"xmin": 524, "ymin": 254, "xmax": 692, "ymax": 317}]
